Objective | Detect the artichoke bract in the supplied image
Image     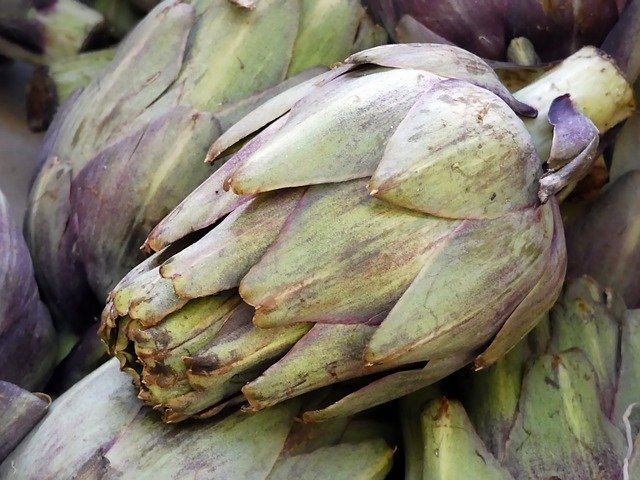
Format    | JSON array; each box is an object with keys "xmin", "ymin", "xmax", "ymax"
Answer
[
  {"xmin": 100, "ymin": 44, "xmax": 635, "ymax": 422},
  {"xmin": 565, "ymin": 171, "xmax": 640, "ymax": 308},
  {"xmin": 0, "ymin": 381, "xmax": 50, "ymax": 463},
  {"xmin": 0, "ymin": 190, "xmax": 56, "ymax": 391},
  {"xmin": 0, "ymin": 358, "xmax": 394, "ymax": 480},
  {"xmin": 26, "ymin": 48, "xmax": 116, "ymax": 131},
  {"xmin": 364, "ymin": 0, "xmax": 627, "ymax": 62},
  {"xmin": 26, "ymin": 0, "xmax": 386, "ymax": 336},
  {"xmin": 404, "ymin": 276, "xmax": 640, "ymax": 479}
]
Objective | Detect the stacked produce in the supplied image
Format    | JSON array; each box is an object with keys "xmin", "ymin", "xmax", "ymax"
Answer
[
  {"xmin": 0, "ymin": 0, "xmax": 639, "ymax": 477},
  {"xmin": 400, "ymin": 276, "xmax": 640, "ymax": 479}
]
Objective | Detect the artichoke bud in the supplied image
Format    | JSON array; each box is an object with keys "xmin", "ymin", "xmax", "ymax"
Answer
[
  {"xmin": 0, "ymin": 359, "xmax": 394, "ymax": 479},
  {"xmin": 26, "ymin": 0, "xmax": 387, "ymax": 334},
  {"xmin": 102, "ymin": 44, "xmax": 634, "ymax": 422}
]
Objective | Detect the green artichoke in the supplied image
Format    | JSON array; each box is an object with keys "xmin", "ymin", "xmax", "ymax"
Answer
[
  {"xmin": 26, "ymin": 0, "xmax": 386, "ymax": 337},
  {"xmin": 402, "ymin": 276, "xmax": 640, "ymax": 479},
  {"xmin": 100, "ymin": 44, "xmax": 635, "ymax": 423},
  {"xmin": 0, "ymin": 358, "xmax": 394, "ymax": 479}
]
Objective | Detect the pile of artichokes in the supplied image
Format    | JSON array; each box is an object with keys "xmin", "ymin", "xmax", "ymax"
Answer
[{"xmin": 1, "ymin": 0, "xmax": 639, "ymax": 478}]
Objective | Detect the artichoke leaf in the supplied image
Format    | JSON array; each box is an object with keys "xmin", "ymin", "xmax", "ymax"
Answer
[{"xmin": 369, "ymin": 78, "xmax": 540, "ymax": 218}]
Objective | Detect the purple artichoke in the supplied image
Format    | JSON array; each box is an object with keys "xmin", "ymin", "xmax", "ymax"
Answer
[
  {"xmin": 0, "ymin": 189, "xmax": 56, "ymax": 391},
  {"xmin": 365, "ymin": 0, "xmax": 627, "ymax": 62}
]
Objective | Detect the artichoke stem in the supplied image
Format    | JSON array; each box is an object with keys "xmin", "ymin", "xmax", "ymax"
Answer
[{"xmin": 516, "ymin": 46, "xmax": 635, "ymax": 163}]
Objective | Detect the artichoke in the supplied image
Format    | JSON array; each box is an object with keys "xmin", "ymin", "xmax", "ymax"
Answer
[
  {"xmin": 0, "ymin": 189, "xmax": 56, "ymax": 391},
  {"xmin": 100, "ymin": 44, "xmax": 634, "ymax": 423},
  {"xmin": 26, "ymin": 48, "xmax": 115, "ymax": 131},
  {"xmin": 0, "ymin": 358, "xmax": 394, "ymax": 479},
  {"xmin": 0, "ymin": 381, "xmax": 50, "ymax": 463},
  {"xmin": 364, "ymin": 0, "xmax": 628, "ymax": 62},
  {"xmin": 26, "ymin": 0, "xmax": 386, "ymax": 336},
  {"xmin": 0, "ymin": 0, "xmax": 106, "ymax": 64},
  {"xmin": 402, "ymin": 276, "xmax": 640, "ymax": 479},
  {"xmin": 565, "ymin": 171, "xmax": 640, "ymax": 308}
]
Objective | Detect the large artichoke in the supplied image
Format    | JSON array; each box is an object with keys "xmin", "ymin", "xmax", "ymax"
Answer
[
  {"xmin": 26, "ymin": 0, "xmax": 386, "ymax": 337},
  {"xmin": 0, "ymin": 189, "xmax": 56, "ymax": 391},
  {"xmin": 100, "ymin": 44, "xmax": 635, "ymax": 422},
  {"xmin": 0, "ymin": 358, "xmax": 394, "ymax": 479},
  {"xmin": 402, "ymin": 276, "xmax": 640, "ymax": 479}
]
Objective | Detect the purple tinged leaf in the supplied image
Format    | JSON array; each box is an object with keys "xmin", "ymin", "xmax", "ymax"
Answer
[
  {"xmin": 240, "ymin": 179, "xmax": 460, "ymax": 328},
  {"xmin": 346, "ymin": 44, "xmax": 537, "ymax": 117},
  {"xmin": 25, "ymin": 0, "xmax": 195, "ymax": 331},
  {"xmin": 366, "ymin": 203, "xmax": 554, "ymax": 366},
  {"xmin": 507, "ymin": 0, "xmax": 625, "ymax": 62},
  {"xmin": 364, "ymin": 0, "xmax": 508, "ymax": 60},
  {"xmin": 475, "ymin": 199, "xmax": 566, "ymax": 369},
  {"xmin": 0, "ymin": 381, "xmax": 50, "ymax": 462},
  {"xmin": 545, "ymin": 94, "xmax": 600, "ymax": 171},
  {"xmin": 159, "ymin": 189, "xmax": 304, "ymax": 299},
  {"xmin": 0, "ymin": 190, "xmax": 56, "ymax": 390},
  {"xmin": 394, "ymin": 15, "xmax": 454, "ymax": 45},
  {"xmin": 70, "ymin": 106, "xmax": 220, "ymax": 301},
  {"xmin": 302, "ymin": 352, "xmax": 472, "ymax": 422}
]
